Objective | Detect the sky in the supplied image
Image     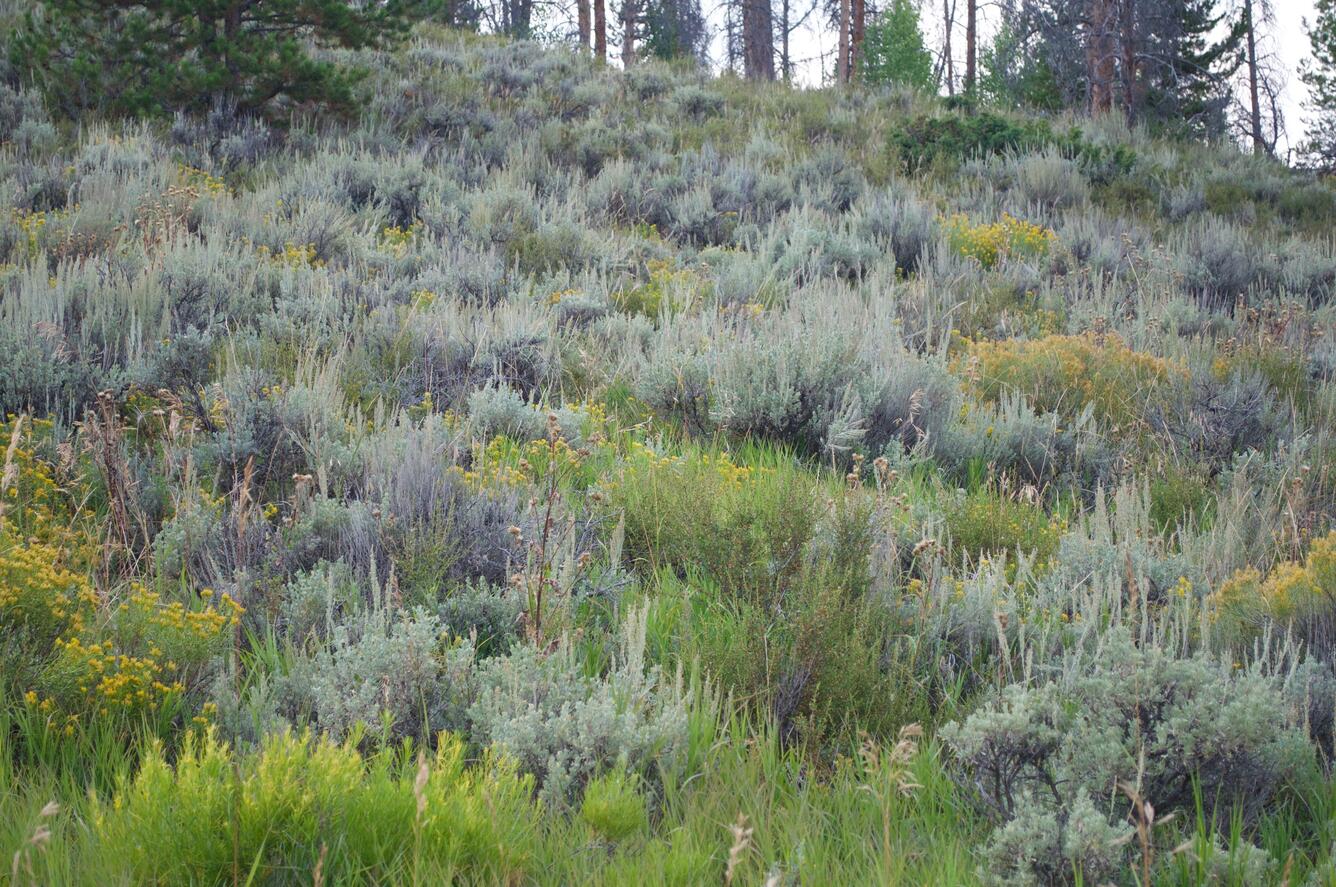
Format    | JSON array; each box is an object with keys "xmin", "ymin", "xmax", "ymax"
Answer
[
  {"xmin": 1272, "ymin": 0, "xmax": 1319, "ymax": 156},
  {"xmin": 728, "ymin": 0, "xmax": 1324, "ymax": 159}
]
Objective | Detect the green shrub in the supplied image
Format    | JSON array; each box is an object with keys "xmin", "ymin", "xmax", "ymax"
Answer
[
  {"xmin": 608, "ymin": 443, "xmax": 819, "ymax": 606},
  {"xmin": 943, "ymin": 630, "xmax": 1308, "ymax": 885},
  {"xmin": 1148, "ymin": 466, "xmax": 1214, "ymax": 534},
  {"xmin": 89, "ymin": 729, "xmax": 539, "ymax": 884},
  {"xmin": 580, "ymin": 768, "xmax": 649, "ymax": 841},
  {"xmin": 940, "ymin": 487, "xmax": 1064, "ymax": 571},
  {"xmin": 890, "ymin": 112, "xmax": 1055, "ymax": 172},
  {"xmin": 1278, "ymin": 181, "xmax": 1336, "ymax": 232},
  {"xmin": 467, "ymin": 615, "xmax": 689, "ymax": 806},
  {"xmin": 1203, "ymin": 178, "xmax": 1253, "ymax": 217},
  {"xmin": 888, "ymin": 112, "xmax": 1133, "ymax": 180},
  {"xmin": 687, "ymin": 585, "xmax": 904, "ymax": 747},
  {"xmin": 283, "ymin": 609, "xmax": 474, "ymax": 744},
  {"xmin": 15, "ymin": 0, "xmax": 407, "ymax": 119}
]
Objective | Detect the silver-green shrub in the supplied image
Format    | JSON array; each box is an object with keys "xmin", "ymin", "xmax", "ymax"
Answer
[
  {"xmin": 943, "ymin": 630, "xmax": 1307, "ymax": 885},
  {"xmin": 467, "ymin": 609, "xmax": 689, "ymax": 806},
  {"xmin": 286, "ymin": 608, "xmax": 474, "ymax": 743}
]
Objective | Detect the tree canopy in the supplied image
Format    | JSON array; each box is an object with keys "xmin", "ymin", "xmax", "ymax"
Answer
[{"xmin": 13, "ymin": 0, "xmax": 408, "ymax": 118}]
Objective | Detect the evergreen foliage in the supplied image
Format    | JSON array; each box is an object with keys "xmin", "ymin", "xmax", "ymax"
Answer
[{"xmin": 11, "ymin": 0, "xmax": 408, "ymax": 118}]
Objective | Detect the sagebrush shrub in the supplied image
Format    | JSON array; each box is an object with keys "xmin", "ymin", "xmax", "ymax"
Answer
[
  {"xmin": 467, "ymin": 629, "xmax": 688, "ymax": 806},
  {"xmin": 931, "ymin": 390, "xmax": 1112, "ymax": 494},
  {"xmin": 284, "ymin": 608, "xmax": 473, "ymax": 743},
  {"xmin": 1171, "ymin": 218, "xmax": 1257, "ymax": 306},
  {"xmin": 852, "ymin": 187, "xmax": 936, "ymax": 274},
  {"xmin": 944, "ymin": 630, "xmax": 1307, "ymax": 885},
  {"xmin": 1150, "ymin": 369, "xmax": 1290, "ymax": 472},
  {"xmin": 277, "ymin": 560, "xmax": 360, "ymax": 644},
  {"xmin": 639, "ymin": 299, "xmax": 956, "ymax": 457},
  {"xmin": 1046, "ymin": 482, "xmax": 1204, "ymax": 604},
  {"xmin": 436, "ymin": 579, "xmax": 522, "ymax": 658},
  {"xmin": 362, "ymin": 418, "xmax": 525, "ymax": 586},
  {"xmin": 1010, "ymin": 150, "xmax": 1090, "ymax": 213}
]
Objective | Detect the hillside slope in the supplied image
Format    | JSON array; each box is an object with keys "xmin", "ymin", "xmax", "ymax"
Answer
[{"xmin": 2, "ymin": 31, "xmax": 1336, "ymax": 886}]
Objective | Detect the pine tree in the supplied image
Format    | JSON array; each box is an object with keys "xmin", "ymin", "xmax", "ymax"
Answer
[
  {"xmin": 979, "ymin": 20, "xmax": 1064, "ymax": 111},
  {"xmin": 1137, "ymin": 0, "xmax": 1242, "ymax": 134},
  {"xmin": 992, "ymin": 0, "xmax": 1240, "ymax": 136},
  {"xmin": 12, "ymin": 0, "xmax": 407, "ymax": 119},
  {"xmin": 641, "ymin": 0, "xmax": 708, "ymax": 62},
  {"xmin": 859, "ymin": 0, "xmax": 934, "ymax": 91},
  {"xmin": 1302, "ymin": 0, "xmax": 1336, "ymax": 167},
  {"xmin": 394, "ymin": 0, "xmax": 481, "ymax": 30}
]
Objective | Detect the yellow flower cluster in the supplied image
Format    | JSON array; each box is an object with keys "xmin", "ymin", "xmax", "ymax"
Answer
[
  {"xmin": 1, "ymin": 417, "xmax": 100, "ymax": 573},
  {"xmin": 964, "ymin": 332, "xmax": 1179, "ymax": 429},
  {"xmin": 1212, "ymin": 531, "xmax": 1336, "ymax": 627},
  {"xmin": 452, "ymin": 460, "xmax": 529, "ymax": 490},
  {"xmin": 9, "ymin": 207, "xmax": 72, "ymax": 261},
  {"xmin": 256, "ymin": 241, "xmax": 325, "ymax": 268},
  {"xmin": 176, "ymin": 164, "xmax": 229, "ymax": 197},
  {"xmin": 462, "ymin": 400, "xmax": 622, "ymax": 492},
  {"xmin": 0, "ymin": 529, "xmax": 98, "ymax": 637},
  {"xmin": 618, "ymin": 441, "xmax": 757, "ymax": 489},
  {"xmin": 407, "ymin": 390, "xmax": 437, "ymax": 422},
  {"xmin": 51, "ymin": 636, "xmax": 184, "ymax": 715},
  {"xmin": 27, "ymin": 582, "xmax": 241, "ymax": 721},
  {"xmin": 944, "ymin": 213, "xmax": 1057, "ymax": 269},
  {"xmin": 5, "ymin": 518, "xmax": 241, "ymax": 723},
  {"xmin": 381, "ymin": 220, "xmax": 423, "ymax": 257},
  {"xmin": 118, "ymin": 584, "xmax": 242, "ymax": 646},
  {"xmin": 611, "ymin": 259, "xmax": 705, "ymax": 317},
  {"xmin": 460, "ymin": 434, "xmax": 587, "ymax": 491}
]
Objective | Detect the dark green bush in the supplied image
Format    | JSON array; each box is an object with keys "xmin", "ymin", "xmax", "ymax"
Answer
[{"xmin": 889, "ymin": 112, "xmax": 1135, "ymax": 187}]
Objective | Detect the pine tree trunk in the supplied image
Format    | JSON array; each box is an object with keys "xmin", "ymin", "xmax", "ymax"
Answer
[
  {"xmin": 743, "ymin": 0, "xmax": 775, "ymax": 80},
  {"xmin": 594, "ymin": 0, "xmax": 607, "ymax": 61},
  {"xmin": 838, "ymin": 0, "xmax": 850, "ymax": 82},
  {"xmin": 1086, "ymin": 0, "xmax": 1115, "ymax": 113},
  {"xmin": 1120, "ymin": 0, "xmax": 1137, "ymax": 119},
  {"xmin": 578, "ymin": 0, "xmax": 591, "ymax": 51},
  {"xmin": 780, "ymin": 0, "xmax": 791, "ymax": 80},
  {"xmin": 942, "ymin": 0, "xmax": 955, "ymax": 95},
  {"xmin": 964, "ymin": 0, "xmax": 976, "ymax": 93},
  {"xmin": 621, "ymin": 0, "xmax": 636, "ymax": 67},
  {"xmin": 1245, "ymin": 0, "xmax": 1266, "ymax": 154}
]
